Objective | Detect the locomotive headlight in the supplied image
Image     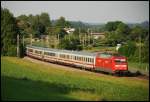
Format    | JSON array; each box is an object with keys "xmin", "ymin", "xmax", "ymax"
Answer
[
  {"xmin": 115, "ymin": 65, "xmax": 120, "ymax": 67},
  {"xmin": 120, "ymin": 59, "xmax": 126, "ymax": 62},
  {"xmin": 115, "ymin": 65, "xmax": 127, "ymax": 67},
  {"xmin": 122, "ymin": 65, "xmax": 127, "ymax": 67}
]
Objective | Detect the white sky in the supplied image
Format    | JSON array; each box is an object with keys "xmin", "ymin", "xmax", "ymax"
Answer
[{"xmin": 1, "ymin": 1, "xmax": 149, "ymax": 23}]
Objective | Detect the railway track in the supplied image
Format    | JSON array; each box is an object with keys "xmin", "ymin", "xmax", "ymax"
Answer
[
  {"xmin": 135, "ymin": 75, "xmax": 149, "ymax": 80},
  {"xmin": 125, "ymin": 69, "xmax": 149, "ymax": 80}
]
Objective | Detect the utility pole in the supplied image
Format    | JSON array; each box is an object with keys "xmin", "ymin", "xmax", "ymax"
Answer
[
  {"xmin": 85, "ymin": 33, "xmax": 86, "ymax": 46},
  {"xmin": 87, "ymin": 29, "xmax": 89, "ymax": 46},
  {"xmin": 139, "ymin": 34, "xmax": 141, "ymax": 68},
  {"xmin": 55, "ymin": 34, "xmax": 57, "ymax": 48},
  {"xmin": 58, "ymin": 34, "xmax": 59, "ymax": 47},
  {"xmin": 69, "ymin": 33, "xmax": 70, "ymax": 42},
  {"xmin": 46, "ymin": 35, "xmax": 49, "ymax": 48},
  {"xmin": 91, "ymin": 30, "xmax": 94, "ymax": 45},
  {"xmin": 17, "ymin": 34, "xmax": 20, "ymax": 57},
  {"xmin": 30, "ymin": 34, "xmax": 32, "ymax": 46},
  {"xmin": 79, "ymin": 27, "xmax": 81, "ymax": 44},
  {"xmin": 22, "ymin": 35, "xmax": 24, "ymax": 47},
  {"xmin": 82, "ymin": 35, "xmax": 84, "ymax": 47}
]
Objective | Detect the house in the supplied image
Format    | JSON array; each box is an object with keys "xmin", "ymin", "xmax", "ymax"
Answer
[
  {"xmin": 90, "ymin": 32, "xmax": 105, "ymax": 39},
  {"xmin": 64, "ymin": 28, "xmax": 75, "ymax": 34},
  {"xmin": 40, "ymin": 35, "xmax": 49, "ymax": 40}
]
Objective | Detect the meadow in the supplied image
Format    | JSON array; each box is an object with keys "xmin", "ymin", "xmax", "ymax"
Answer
[{"xmin": 1, "ymin": 57, "xmax": 149, "ymax": 101}]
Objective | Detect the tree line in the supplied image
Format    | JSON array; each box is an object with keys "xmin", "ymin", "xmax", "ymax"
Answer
[
  {"xmin": 1, "ymin": 8, "xmax": 149, "ymax": 63},
  {"xmin": 103, "ymin": 21, "xmax": 149, "ymax": 63}
]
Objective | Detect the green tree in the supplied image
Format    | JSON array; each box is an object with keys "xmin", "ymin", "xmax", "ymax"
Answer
[
  {"xmin": 116, "ymin": 22, "xmax": 130, "ymax": 35},
  {"xmin": 16, "ymin": 15, "xmax": 29, "ymax": 37},
  {"xmin": 104, "ymin": 22, "xmax": 130, "ymax": 46},
  {"xmin": 39, "ymin": 12, "xmax": 51, "ymax": 36},
  {"xmin": 129, "ymin": 26, "xmax": 148, "ymax": 42},
  {"xmin": 59, "ymin": 34, "xmax": 82, "ymax": 50},
  {"xmin": 118, "ymin": 41, "xmax": 136, "ymax": 60},
  {"xmin": 39, "ymin": 12, "xmax": 51, "ymax": 27},
  {"xmin": 104, "ymin": 31, "xmax": 123, "ymax": 46},
  {"xmin": 55, "ymin": 16, "xmax": 71, "ymax": 28},
  {"xmin": 1, "ymin": 8, "xmax": 19, "ymax": 56},
  {"xmin": 17, "ymin": 14, "xmax": 48, "ymax": 38},
  {"xmin": 105, "ymin": 21, "xmax": 122, "ymax": 31},
  {"xmin": 142, "ymin": 39, "xmax": 149, "ymax": 63},
  {"xmin": 73, "ymin": 28, "xmax": 79, "ymax": 36},
  {"xmin": 53, "ymin": 16, "xmax": 70, "ymax": 38}
]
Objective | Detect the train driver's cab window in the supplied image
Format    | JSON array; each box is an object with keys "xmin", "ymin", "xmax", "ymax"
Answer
[
  {"xmin": 115, "ymin": 59, "xmax": 126, "ymax": 63},
  {"xmin": 99, "ymin": 53, "xmax": 112, "ymax": 58}
]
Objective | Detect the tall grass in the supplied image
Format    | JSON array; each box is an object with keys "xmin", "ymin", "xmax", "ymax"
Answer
[
  {"xmin": 1, "ymin": 57, "xmax": 149, "ymax": 101},
  {"xmin": 128, "ymin": 61, "xmax": 149, "ymax": 75}
]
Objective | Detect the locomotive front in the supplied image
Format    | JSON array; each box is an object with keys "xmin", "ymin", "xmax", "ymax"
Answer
[
  {"xmin": 95, "ymin": 52, "xmax": 128, "ymax": 74},
  {"xmin": 111, "ymin": 54, "xmax": 128, "ymax": 74}
]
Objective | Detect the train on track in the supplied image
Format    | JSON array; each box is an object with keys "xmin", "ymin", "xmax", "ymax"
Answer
[{"xmin": 26, "ymin": 45, "xmax": 128, "ymax": 74}]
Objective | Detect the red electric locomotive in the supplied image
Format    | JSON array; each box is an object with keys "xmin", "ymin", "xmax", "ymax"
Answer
[{"xmin": 95, "ymin": 52, "xmax": 128, "ymax": 74}]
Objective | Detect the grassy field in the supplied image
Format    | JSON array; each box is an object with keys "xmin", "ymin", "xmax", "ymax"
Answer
[{"xmin": 1, "ymin": 57, "xmax": 149, "ymax": 101}]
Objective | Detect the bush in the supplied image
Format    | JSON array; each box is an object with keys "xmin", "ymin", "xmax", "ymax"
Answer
[
  {"xmin": 6, "ymin": 45, "xmax": 17, "ymax": 56},
  {"xmin": 118, "ymin": 41, "xmax": 136, "ymax": 60},
  {"xmin": 19, "ymin": 43, "xmax": 25, "ymax": 58},
  {"xmin": 118, "ymin": 41, "xmax": 149, "ymax": 63}
]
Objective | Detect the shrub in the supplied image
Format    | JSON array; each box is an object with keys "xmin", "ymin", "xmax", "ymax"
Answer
[{"xmin": 118, "ymin": 41, "xmax": 136, "ymax": 60}]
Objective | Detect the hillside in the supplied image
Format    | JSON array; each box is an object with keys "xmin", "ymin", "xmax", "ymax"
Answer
[{"xmin": 1, "ymin": 57, "xmax": 149, "ymax": 101}]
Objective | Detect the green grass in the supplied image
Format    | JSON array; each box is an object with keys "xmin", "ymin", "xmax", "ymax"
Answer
[
  {"xmin": 1, "ymin": 57, "xmax": 149, "ymax": 101},
  {"xmin": 32, "ymin": 41, "xmax": 48, "ymax": 48},
  {"xmin": 83, "ymin": 46, "xmax": 116, "ymax": 52},
  {"xmin": 128, "ymin": 61, "xmax": 149, "ymax": 75}
]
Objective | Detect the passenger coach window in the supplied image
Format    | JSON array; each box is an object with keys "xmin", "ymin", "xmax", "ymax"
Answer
[
  {"xmin": 92, "ymin": 58, "xmax": 94, "ymax": 63},
  {"xmin": 86, "ymin": 58, "xmax": 89, "ymax": 62},
  {"xmin": 60, "ymin": 54, "xmax": 65, "ymax": 58},
  {"xmin": 86, "ymin": 58, "xmax": 88, "ymax": 62},
  {"xmin": 28, "ymin": 49, "xmax": 33, "ymax": 52},
  {"xmin": 67, "ymin": 55, "xmax": 69, "ymax": 59},
  {"xmin": 44, "ymin": 52, "xmax": 55, "ymax": 56},
  {"xmin": 35, "ymin": 50, "xmax": 42, "ymax": 54},
  {"xmin": 75, "ymin": 56, "xmax": 76, "ymax": 60},
  {"xmin": 89, "ymin": 58, "xmax": 91, "ymax": 62},
  {"xmin": 89, "ymin": 58, "xmax": 92, "ymax": 62}
]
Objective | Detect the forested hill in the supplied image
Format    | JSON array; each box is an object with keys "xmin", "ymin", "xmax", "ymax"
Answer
[
  {"xmin": 127, "ymin": 21, "xmax": 149, "ymax": 29},
  {"xmin": 51, "ymin": 20, "xmax": 105, "ymax": 30},
  {"xmin": 52, "ymin": 19, "xmax": 149, "ymax": 31}
]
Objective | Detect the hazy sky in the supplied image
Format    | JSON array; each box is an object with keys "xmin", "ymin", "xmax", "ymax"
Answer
[{"xmin": 1, "ymin": 1, "xmax": 149, "ymax": 23}]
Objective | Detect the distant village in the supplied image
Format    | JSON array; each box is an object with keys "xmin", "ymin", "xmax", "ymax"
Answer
[{"xmin": 33, "ymin": 27, "xmax": 105, "ymax": 42}]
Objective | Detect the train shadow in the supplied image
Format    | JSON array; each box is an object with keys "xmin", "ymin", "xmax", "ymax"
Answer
[
  {"xmin": 114, "ymin": 70, "xmax": 148, "ymax": 78},
  {"xmin": 91, "ymin": 69, "xmax": 144, "ymax": 78},
  {"xmin": 125, "ymin": 71, "xmax": 142, "ymax": 77}
]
